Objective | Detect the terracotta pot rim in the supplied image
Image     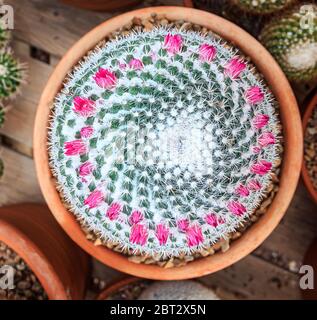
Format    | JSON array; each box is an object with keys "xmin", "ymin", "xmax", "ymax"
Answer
[
  {"xmin": 96, "ymin": 277, "xmax": 141, "ymax": 300},
  {"xmin": 302, "ymin": 91, "xmax": 317, "ymax": 204},
  {"xmin": 0, "ymin": 204, "xmax": 66, "ymax": 300},
  {"xmin": 34, "ymin": 6, "xmax": 302, "ymax": 280}
]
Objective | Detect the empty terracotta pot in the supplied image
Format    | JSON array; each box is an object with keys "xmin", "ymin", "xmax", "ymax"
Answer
[
  {"xmin": 302, "ymin": 90, "xmax": 317, "ymax": 203},
  {"xmin": 34, "ymin": 6, "xmax": 302, "ymax": 280},
  {"xmin": 0, "ymin": 203, "xmax": 89, "ymax": 300},
  {"xmin": 60, "ymin": 0, "xmax": 142, "ymax": 11}
]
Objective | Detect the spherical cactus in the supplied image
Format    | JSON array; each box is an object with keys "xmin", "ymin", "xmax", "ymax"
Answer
[
  {"xmin": 230, "ymin": 0, "xmax": 297, "ymax": 15},
  {"xmin": 0, "ymin": 49, "xmax": 26, "ymax": 99},
  {"xmin": 138, "ymin": 280, "xmax": 220, "ymax": 300},
  {"xmin": 49, "ymin": 27, "xmax": 281, "ymax": 261},
  {"xmin": 260, "ymin": 4, "xmax": 317, "ymax": 82}
]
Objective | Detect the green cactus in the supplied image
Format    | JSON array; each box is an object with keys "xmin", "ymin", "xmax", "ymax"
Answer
[
  {"xmin": 260, "ymin": 3, "xmax": 317, "ymax": 82},
  {"xmin": 231, "ymin": 0, "xmax": 297, "ymax": 14},
  {"xmin": 0, "ymin": 49, "xmax": 26, "ymax": 99},
  {"xmin": 49, "ymin": 27, "xmax": 281, "ymax": 260}
]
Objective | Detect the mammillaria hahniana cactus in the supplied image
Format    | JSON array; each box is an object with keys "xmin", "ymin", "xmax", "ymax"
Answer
[
  {"xmin": 49, "ymin": 26, "xmax": 281, "ymax": 261},
  {"xmin": 230, "ymin": 0, "xmax": 297, "ymax": 14},
  {"xmin": 260, "ymin": 3, "xmax": 317, "ymax": 82}
]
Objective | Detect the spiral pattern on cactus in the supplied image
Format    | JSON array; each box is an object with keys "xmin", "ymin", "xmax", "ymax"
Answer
[{"xmin": 49, "ymin": 27, "xmax": 281, "ymax": 258}]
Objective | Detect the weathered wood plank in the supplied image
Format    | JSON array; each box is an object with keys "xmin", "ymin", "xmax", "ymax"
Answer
[
  {"xmin": 0, "ymin": 39, "xmax": 53, "ymax": 153},
  {"xmin": 0, "ymin": 146, "xmax": 43, "ymax": 205}
]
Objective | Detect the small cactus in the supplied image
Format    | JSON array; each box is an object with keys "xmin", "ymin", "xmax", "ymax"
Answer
[
  {"xmin": 230, "ymin": 0, "xmax": 297, "ymax": 15},
  {"xmin": 49, "ymin": 27, "xmax": 281, "ymax": 260},
  {"xmin": 0, "ymin": 49, "xmax": 26, "ymax": 99},
  {"xmin": 260, "ymin": 3, "xmax": 317, "ymax": 82}
]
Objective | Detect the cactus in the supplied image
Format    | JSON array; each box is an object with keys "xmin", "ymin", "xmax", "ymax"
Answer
[
  {"xmin": 0, "ymin": 49, "xmax": 26, "ymax": 99},
  {"xmin": 0, "ymin": 19, "xmax": 10, "ymax": 49},
  {"xmin": 260, "ymin": 4, "xmax": 317, "ymax": 82},
  {"xmin": 230, "ymin": 0, "xmax": 297, "ymax": 15},
  {"xmin": 49, "ymin": 27, "xmax": 281, "ymax": 260}
]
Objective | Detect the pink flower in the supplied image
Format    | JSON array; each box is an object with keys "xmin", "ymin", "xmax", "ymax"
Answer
[
  {"xmin": 186, "ymin": 225, "xmax": 204, "ymax": 247},
  {"xmin": 155, "ymin": 224, "xmax": 169, "ymax": 245},
  {"xmin": 84, "ymin": 190, "xmax": 103, "ymax": 209},
  {"xmin": 251, "ymin": 160, "xmax": 272, "ymax": 175},
  {"xmin": 252, "ymin": 146, "xmax": 261, "ymax": 154},
  {"xmin": 118, "ymin": 62, "xmax": 127, "ymax": 70},
  {"xmin": 199, "ymin": 44, "xmax": 217, "ymax": 62},
  {"xmin": 78, "ymin": 161, "xmax": 94, "ymax": 176},
  {"xmin": 80, "ymin": 126, "xmax": 94, "ymax": 138},
  {"xmin": 247, "ymin": 179, "xmax": 262, "ymax": 191},
  {"xmin": 177, "ymin": 218, "xmax": 189, "ymax": 232},
  {"xmin": 129, "ymin": 210, "xmax": 143, "ymax": 225},
  {"xmin": 258, "ymin": 132, "xmax": 275, "ymax": 147},
  {"xmin": 93, "ymin": 68, "xmax": 117, "ymax": 89},
  {"xmin": 128, "ymin": 58, "xmax": 143, "ymax": 70},
  {"xmin": 106, "ymin": 202, "xmax": 121, "ymax": 221},
  {"xmin": 235, "ymin": 184, "xmax": 250, "ymax": 197},
  {"xmin": 224, "ymin": 57, "xmax": 246, "ymax": 79},
  {"xmin": 205, "ymin": 213, "xmax": 225, "ymax": 227},
  {"xmin": 130, "ymin": 224, "xmax": 148, "ymax": 246},
  {"xmin": 163, "ymin": 34, "xmax": 182, "ymax": 55},
  {"xmin": 252, "ymin": 114, "xmax": 269, "ymax": 129},
  {"xmin": 245, "ymin": 86, "xmax": 264, "ymax": 105},
  {"xmin": 228, "ymin": 201, "xmax": 246, "ymax": 216},
  {"xmin": 64, "ymin": 140, "xmax": 87, "ymax": 156},
  {"xmin": 73, "ymin": 97, "xmax": 96, "ymax": 117}
]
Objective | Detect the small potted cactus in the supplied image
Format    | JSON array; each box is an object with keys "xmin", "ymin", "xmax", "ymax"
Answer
[{"xmin": 34, "ymin": 7, "xmax": 302, "ymax": 279}]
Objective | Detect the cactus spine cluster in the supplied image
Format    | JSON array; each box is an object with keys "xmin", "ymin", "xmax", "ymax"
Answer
[
  {"xmin": 50, "ymin": 27, "xmax": 281, "ymax": 259},
  {"xmin": 231, "ymin": 0, "xmax": 297, "ymax": 14},
  {"xmin": 260, "ymin": 4, "xmax": 317, "ymax": 82}
]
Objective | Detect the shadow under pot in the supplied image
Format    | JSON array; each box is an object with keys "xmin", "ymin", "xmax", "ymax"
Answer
[{"xmin": 0, "ymin": 203, "xmax": 89, "ymax": 300}]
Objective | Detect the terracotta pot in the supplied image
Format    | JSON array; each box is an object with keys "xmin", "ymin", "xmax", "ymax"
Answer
[
  {"xmin": 301, "ymin": 238, "xmax": 317, "ymax": 300},
  {"xmin": 96, "ymin": 277, "xmax": 141, "ymax": 300},
  {"xmin": 0, "ymin": 204, "xmax": 89, "ymax": 300},
  {"xmin": 302, "ymin": 90, "xmax": 317, "ymax": 203},
  {"xmin": 34, "ymin": 6, "xmax": 302, "ymax": 280},
  {"xmin": 60, "ymin": 0, "xmax": 142, "ymax": 11}
]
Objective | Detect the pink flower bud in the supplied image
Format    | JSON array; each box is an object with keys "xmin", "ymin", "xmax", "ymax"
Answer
[
  {"xmin": 250, "ymin": 160, "xmax": 272, "ymax": 175},
  {"xmin": 199, "ymin": 44, "xmax": 217, "ymax": 62},
  {"xmin": 205, "ymin": 213, "xmax": 225, "ymax": 227},
  {"xmin": 245, "ymin": 86, "xmax": 264, "ymax": 105},
  {"xmin": 252, "ymin": 114, "xmax": 269, "ymax": 129},
  {"xmin": 224, "ymin": 57, "xmax": 246, "ymax": 79},
  {"xmin": 235, "ymin": 184, "xmax": 250, "ymax": 197},
  {"xmin": 177, "ymin": 218, "xmax": 189, "ymax": 232},
  {"xmin": 130, "ymin": 224, "xmax": 148, "ymax": 246},
  {"xmin": 80, "ymin": 126, "xmax": 94, "ymax": 138},
  {"xmin": 247, "ymin": 179, "xmax": 262, "ymax": 191},
  {"xmin": 128, "ymin": 58, "xmax": 144, "ymax": 70},
  {"xmin": 93, "ymin": 68, "xmax": 117, "ymax": 89},
  {"xmin": 129, "ymin": 210, "xmax": 143, "ymax": 225},
  {"xmin": 78, "ymin": 161, "xmax": 94, "ymax": 176},
  {"xmin": 73, "ymin": 97, "xmax": 96, "ymax": 117},
  {"xmin": 155, "ymin": 224, "xmax": 169, "ymax": 245},
  {"xmin": 258, "ymin": 132, "xmax": 275, "ymax": 147},
  {"xmin": 186, "ymin": 225, "xmax": 204, "ymax": 247},
  {"xmin": 163, "ymin": 34, "xmax": 182, "ymax": 55},
  {"xmin": 228, "ymin": 201, "xmax": 246, "ymax": 216},
  {"xmin": 252, "ymin": 146, "xmax": 262, "ymax": 154},
  {"xmin": 106, "ymin": 202, "xmax": 121, "ymax": 221},
  {"xmin": 64, "ymin": 140, "xmax": 87, "ymax": 156},
  {"xmin": 84, "ymin": 190, "xmax": 103, "ymax": 209}
]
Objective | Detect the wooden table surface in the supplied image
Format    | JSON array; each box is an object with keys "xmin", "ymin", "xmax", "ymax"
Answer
[{"xmin": 1, "ymin": 0, "xmax": 317, "ymax": 299}]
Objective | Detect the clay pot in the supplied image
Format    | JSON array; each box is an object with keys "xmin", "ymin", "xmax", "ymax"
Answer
[
  {"xmin": 34, "ymin": 6, "xmax": 302, "ymax": 280},
  {"xmin": 0, "ymin": 204, "xmax": 89, "ymax": 300},
  {"xmin": 302, "ymin": 90, "xmax": 317, "ymax": 203},
  {"xmin": 60, "ymin": 0, "xmax": 142, "ymax": 11},
  {"xmin": 97, "ymin": 277, "xmax": 141, "ymax": 300}
]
